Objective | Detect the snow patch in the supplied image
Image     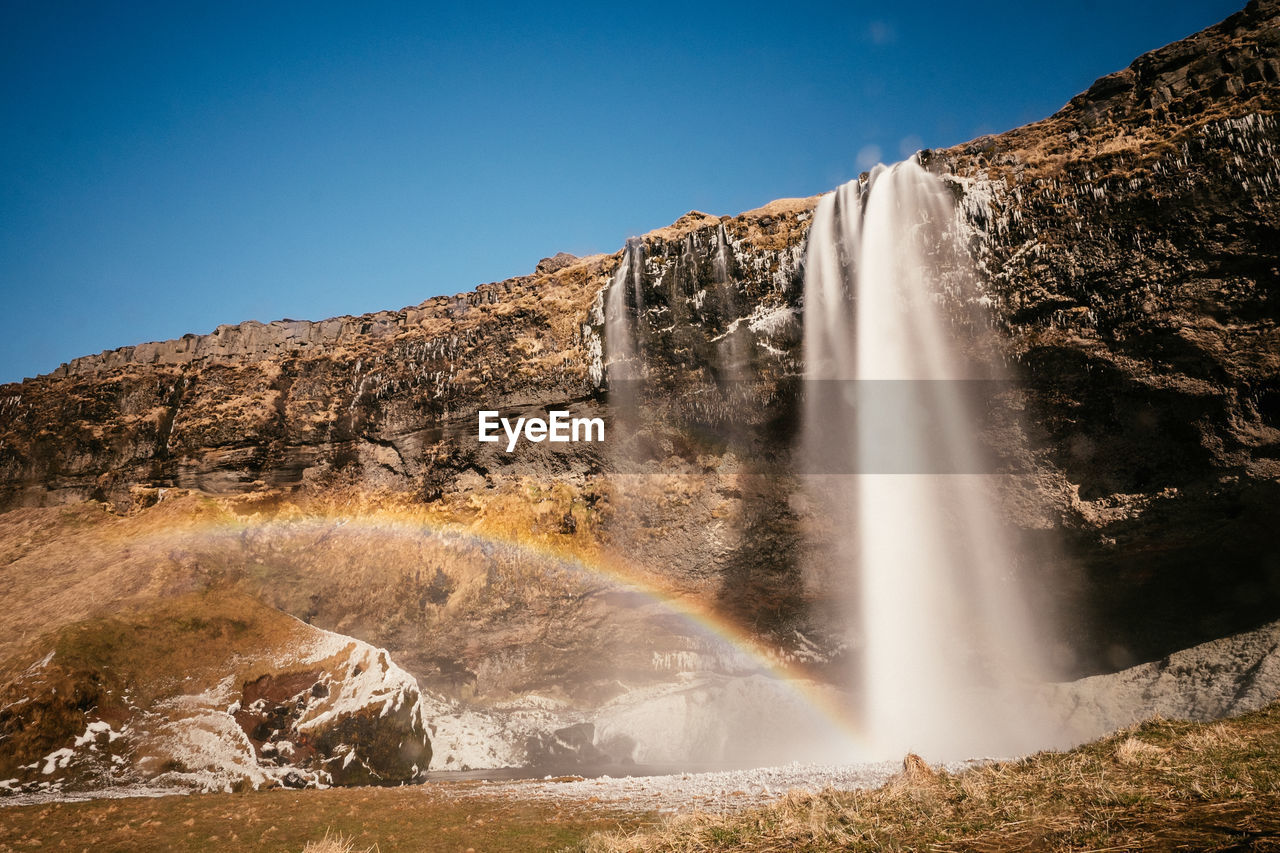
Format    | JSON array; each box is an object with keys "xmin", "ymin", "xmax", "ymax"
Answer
[
  {"xmin": 293, "ymin": 630, "xmax": 426, "ymax": 738},
  {"xmin": 41, "ymin": 749, "xmax": 74, "ymax": 775},
  {"xmin": 746, "ymin": 304, "xmax": 797, "ymax": 338},
  {"xmin": 73, "ymin": 720, "xmax": 122, "ymax": 747},
  {"xmin": 25, "ymin": 650, "xmax": 54, "ymax": 673},
  {"xmin": 418, "ymin": 692, "xmax": 526, "ymax": 770},
  {"xmin": 477, "ymin": 758, "xmax": 978, "ymax": 814}
]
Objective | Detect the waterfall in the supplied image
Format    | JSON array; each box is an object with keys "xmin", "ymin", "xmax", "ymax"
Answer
[
  {"xmin": 803, "ymin": 158, "xmax": 1054, "ymax": 761},
  {"xmin": 593, "ymin": 230, "xmax": 860, "ymax": 770},
  {"xmin": 713, "ymin": 222, "xmax": 730, "ymax": 283},
  {"xmin": 712, "ymin": 223, "xmax": 748, "ymax": 382},
  {"xmin": 605, "ymin": 238, "xmax": 644, "ymax": 383}
]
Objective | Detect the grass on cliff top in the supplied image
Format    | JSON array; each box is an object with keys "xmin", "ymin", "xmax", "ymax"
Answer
[
  {"xmin": 579, "ymin": 701, "xmax": 1280, "ymax": 852},
  {"xmin": 4, "ymin": 588, "xmax": 310, "ymax": 701}
]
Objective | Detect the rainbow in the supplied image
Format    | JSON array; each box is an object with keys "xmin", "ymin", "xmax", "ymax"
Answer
[{"xmin": 99, "ymin": 496, "xmax": 869, "ymax": 759}]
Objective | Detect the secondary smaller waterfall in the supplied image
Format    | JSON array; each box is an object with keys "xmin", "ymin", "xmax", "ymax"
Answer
[
  {"xmin": 593, "ymin": 231, "xmax": 861, "ymax": 770},
  {"xmin": 605, "ymin": 238, "xmax": 645, "ymax": 383},
  {"xmin": 803, "ymin": 158, "xmax": 1055, "ymax": 761},
  {"xmin": 712, "ymin": 223, "xmax": 749, "ymax": 382}
]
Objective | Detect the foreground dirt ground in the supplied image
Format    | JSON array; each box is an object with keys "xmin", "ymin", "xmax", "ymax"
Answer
[
  {"xmin": 5, "ymin": 702, "xmax": 1280, "ymax": 852},
  {"xmin": 0, "ymin": 783, "xmax": 650, "ymax": 852}
]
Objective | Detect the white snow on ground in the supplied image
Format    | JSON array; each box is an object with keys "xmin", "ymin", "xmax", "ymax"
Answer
[
  {"xmin": 471, "ymin": 760, "xmax": 979, "ymax": 814},
  {"xmin": 417, "ymin": 693, "xmax": 527, "ymax": 770},
  {"xmin": 296, "ymin": 628, "xmax": 427, "ymax": 736},
  {"xmin": 147, "ymin": 706, "xmax": 300, "ymax": 793},
  {"xmin": 0, "ymin": 784, "xmax": 188, "ymax": 807},
  {"xmin": 40, "ymin": 748, "xmax": 74, "ymax": 775}
]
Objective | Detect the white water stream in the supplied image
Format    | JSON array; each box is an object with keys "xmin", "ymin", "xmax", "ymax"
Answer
[{"xmin": 803, "ymin": 158, "xmax": 1053, "ymax": 760}]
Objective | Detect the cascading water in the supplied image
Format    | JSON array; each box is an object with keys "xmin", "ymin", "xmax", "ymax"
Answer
[
  {"xmin": 604, "ymin": 237, "xmax": 647, "ymax": 460},
  {"xmin": 803, "ymin": 158, "xmax": 1055, "ymax": 761},
  {"xmin": 605, "ymin": 237, "xmax": 645, "ymax": 384},
  {"xmin": 712, "ymin": 223, "xmax": 749, "ymax": 382},
  {"xmin": 595, "ymin": 233, "xmax": 858, "ymax": 769}
]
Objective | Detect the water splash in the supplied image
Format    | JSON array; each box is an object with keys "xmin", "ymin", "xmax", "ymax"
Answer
[{"xmin": 803, "ymin": 158, "xmax": 1055, "ymax": 760}]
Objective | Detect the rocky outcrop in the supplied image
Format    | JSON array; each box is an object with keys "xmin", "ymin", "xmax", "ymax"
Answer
[
  {"xmin": 0, "ymin": 2, "xmax": 1277, "ymax": 680},
  {"xmin": 537, "ymin": 252, "xmax": 581, "ymax": 274},
  {"xmin": 1049, "ymin": 618, "xmax": 1280, "ymax": 742},
  {"xmin": 0, "ymin": 592, "xmax": 430, "ymax": 795},
  {"xmin": 229, "ymin": 632, "xmax": 431, "ymax": 787}
]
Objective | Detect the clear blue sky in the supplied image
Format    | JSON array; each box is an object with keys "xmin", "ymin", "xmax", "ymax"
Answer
[{"xmin": 0, "ymin": 1, "xmax": 1244, "ymax": 382}]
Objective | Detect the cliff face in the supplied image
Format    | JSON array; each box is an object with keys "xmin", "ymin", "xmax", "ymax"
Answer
[
  {"xmin": 936, "ymin": 0, "xmax": 1280, "ymax": 667},
  {"xmin": 1, "ymin": 0, "xmax": 1278, "ymax": 676},
  {"xmin": 0, "ymin": 257, "xmax": 613, "ymax": 505}
]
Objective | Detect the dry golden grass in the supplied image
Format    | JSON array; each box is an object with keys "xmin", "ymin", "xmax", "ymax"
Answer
[
  {"xmin": 301, "ymin": 828, "xmax": 375, "ymax": 853},
  {"xmin": 1113, "ymin": 735, "xmax": 1166, "ymax": 766},
  {"xmin": 578, "ymin": 701, "xmax": 1280, "ymax": 852},
  {"xmin": 1185, "ymin": 721, "xmax": 1247, "ymax": 752},
  {"xmin": 737, "ymin": 197, "xmax": 819, "ymax": 220},
  {"xmin": 956, "ymin": 94, "xmax": 1278, "ymax": 184},
  {"xmin": 642, "ymin": 210, "xmax": 723, "ymax": 242}
]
